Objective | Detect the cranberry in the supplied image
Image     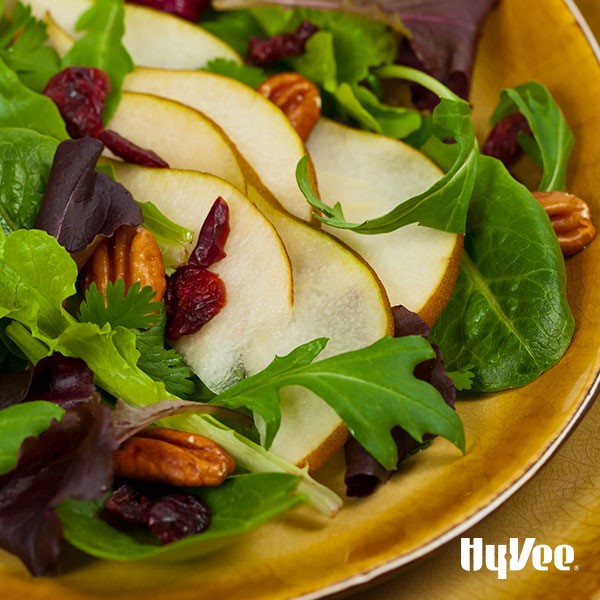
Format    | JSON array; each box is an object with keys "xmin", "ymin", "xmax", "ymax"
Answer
[
  {"xmin": 483, "ymin": 112, "xmax": 531, "ymax": 167},
  {"xmin": 45, "ymin": 67, "xmax": 109, "ymax": 138},
  {"xmin": 246, "ymin": 21, "xmax": 319, "ymax": 67},
  {"xmin": 126, "ymin": 0, "xmax": 211, "ymax": 22},
  {"xmin": 44, "ymin": 66, "xmax": 169, "ymax": 169},
  {"xmin": 147, "ymin": 493, "xmax": 212, "ymax": 544},
  {"xmin": 104, "ymin": 484, "xmax": 153, "ymax": 525},
  {"xmin": 165, "ymin": 198, "xmax": 230, "ymax": 340}
]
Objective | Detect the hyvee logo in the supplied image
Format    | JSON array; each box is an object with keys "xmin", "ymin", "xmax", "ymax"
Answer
[{"xmin": 461, "ymin": 538, "xmax": 575, "ymax": 580}]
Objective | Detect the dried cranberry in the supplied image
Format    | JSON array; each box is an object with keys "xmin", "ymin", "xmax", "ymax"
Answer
[
  {"xmin": 126, "ymin": 0, "xmax": 210, "ymax": 22},
  {"xmin": 98, "ymin": 130, "xmax": 169, "ymax": 168},
  {"xmin": 165, "ymin": 267, "xmax": 226, "ymax": 340},
  {"xmin": 483, "ymin": 112, "xmax": 531, "ymax": 167},
  {"xmin": 247, "ymin": 21, "xmax": 319, "ymax": 67},
  {"xmin": 189, "ymin": 197, "xmax": 230, "ymax": 268},
  {"xmin": 104, "ymin": 483, "xmax": 153, "ymax": 525},
  {"xmin": 44, "ymin": 67, "xmax": 109, "ymax": 138},
  {"xmin": 165, "ymin": 197, "xmax": 230, "ymax": 340},
  {"xmin": 147, "ymin": 493, "xmax": 211, "ymax": 544},
  {"xmin": 45, "ymin": 66, "xmax": 169, "ymax": 169}
]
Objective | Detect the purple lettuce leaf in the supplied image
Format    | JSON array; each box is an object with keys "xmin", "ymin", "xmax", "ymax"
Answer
[
  {"xmin": 33, "ymin": 138, "xmax": 141, "ymax": 253},
  {"xmin": 0, "ymin": 400, "xmax": 116, "ymax": 575},
  {"xmin": 344, "ymin": 305, "xmax": 456, "ymax": 497}
]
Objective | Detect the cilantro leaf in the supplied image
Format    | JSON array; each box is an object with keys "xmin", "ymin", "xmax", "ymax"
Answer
[
  {"xmin": 0, "ymin": 2, "xmax": 60, "ymax": 92},
  {"xmin": 447, "ymin": 369, "xmax": 474, "ymax": 391},
  {"xmin": 203, "ymin": 58, "xmax": 267, "ymax": 88},
  {"xmin": 78, "ymin": 280, "xmax": 160, "ymax": 330},
  {"xmin": 62, "ymin": 0, "xmax": 134, "ymax": 121},
  {"xmin": 216, "ymin": 336, "xmax": 465, "ymax": 470},
  {"xmin": 135, "ymin": 307, "xmax": 196, "ymax": 398}
]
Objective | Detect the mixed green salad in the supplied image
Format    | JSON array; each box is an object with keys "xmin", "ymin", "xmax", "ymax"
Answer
[{"xmin": 0, "ymin": 0, "xmax": 590, "ymax": 578}]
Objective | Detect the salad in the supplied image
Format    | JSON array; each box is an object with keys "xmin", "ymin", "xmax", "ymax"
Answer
[{"xmin": 0, "ymin": 0, "xmax": 596, "ymax": 580}]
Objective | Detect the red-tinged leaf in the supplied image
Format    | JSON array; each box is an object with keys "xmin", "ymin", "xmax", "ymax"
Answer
[
  {"xmin": 33, "ymin": 138, "xmax": 142, "ymax": 253},
  {"xmin": 126, "ymin": 0, "xmax": 211, "ymax": 22},
  {"xmin": 0, "ymin": 400, "xmax": 116, "ymax": 575}
]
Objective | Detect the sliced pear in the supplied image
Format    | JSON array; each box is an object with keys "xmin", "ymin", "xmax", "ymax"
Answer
[
  {"xmin": 111, "ymin": 163, "xmax": 293, "ymax": 393},
  {"xmin": 306, "ymin": 118, "xmax": 463, "ymax": 325},
  {"xmin": 106, "ymin": 92, "xmax": 247, "ymax": 193},
  {"xmin": 247, "ymin": 183, "xmax": 393, "ymax": 470},
  {"xmin": 17, "ymin": 0, "xmax": 240, "ymax": 67},
  {"xmin": 123, "ymin": 68, "xmax": 316, "ymax": 222}
]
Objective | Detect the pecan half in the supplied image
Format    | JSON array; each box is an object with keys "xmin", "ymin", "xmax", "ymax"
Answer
[
  {"xmin": 257, "ymin": 72, "xmax": 321, "ymax": 141},
  {"xmin": 113, "ymin": 427, "xmax": 235, "ymax": 487},
  {"xmin": 82, "ymin": 225, "xmax": 167, "ymax": 301},
  {"xmin": 532, "ymin": 191, "xmax": 596, "ymax": 256}
]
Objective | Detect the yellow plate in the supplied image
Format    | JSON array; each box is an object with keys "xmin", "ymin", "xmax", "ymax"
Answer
[{"xmin": 1, "ymin": 0, "xmax": 599, "ymax": 598}]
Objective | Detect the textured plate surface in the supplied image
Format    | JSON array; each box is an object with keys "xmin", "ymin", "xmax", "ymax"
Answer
[{"xmin": 1, "ymin": 0, "xmax": 600, "ymax": 598}]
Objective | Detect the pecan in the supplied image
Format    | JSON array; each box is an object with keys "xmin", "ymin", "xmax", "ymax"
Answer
[
  {"xmin": 82, "ymin": 225, "xmax": 167, "ymax": 301},
  {"xmin": 113, "ymin": 427, "xmax": 235, "ymax": 487},
  {"xmin": 257, "ymin": 72, "xmax": 321, "ymax": 141},
  {"xmin": 532, "ymin": 191, "xmax": 596, "ymax": 256}
]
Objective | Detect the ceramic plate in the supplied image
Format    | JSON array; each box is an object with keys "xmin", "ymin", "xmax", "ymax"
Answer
[{"xmin": 1, "ymin": 0, "xmax": 600, "ymax": 598}]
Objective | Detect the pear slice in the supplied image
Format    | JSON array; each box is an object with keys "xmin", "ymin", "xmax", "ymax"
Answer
[
  {"xmin": 106, "ymin": 91, "xmax": 247, "ymax": 193},
  {"xmin": 306, "ymin": 118, "xmax": 463, "ymax": 325},
  {"xmin": 123, "ymin": 68, "xmax": 316, "ymax": 222},
  {"xmin": 246, "ymin": 183, "xmax": 393, "ymax": 469},
  {"xmin": 15, "ymin": 0, "xmax": 240, "ymax": 67},
  {"xmin": 111, "ymin": 163, "xmax": 293, "ymax": 394}
]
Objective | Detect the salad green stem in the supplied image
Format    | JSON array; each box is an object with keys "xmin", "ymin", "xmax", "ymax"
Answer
[{"xmin": 374, "ymin": 65, "xmax": 462, "ymax": 102}]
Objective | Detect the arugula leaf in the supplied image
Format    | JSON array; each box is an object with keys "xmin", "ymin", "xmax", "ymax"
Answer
[
  {"xmin": 203, "ymin": 57, "xmax": 267, "ymax": 88},
  {"xmin": 0, "ymin": 401, "xmax": 64, "ymax": 474},
  {"xmin": 0, "ymin": 128, "xmax": 59, "ymax": 234},
  {"xmin": 57, "ymin": 473, "xmax": 304, "ymax": 561},
  {"xmin": 62, "ymin": 0, "xmax": 134, "ymax": 120},
  {"xmin": 430, "ymin": 156, "xmax": 574, "ymax": 391},
  {"xmin": 135, "ymin": 307, "xmax": 196, "ymax": 398},
  {"xmin": 79, "ymin": 281, "xmax": 160, "ymax": 330},
  {"xmin": 297, "ymin": 95, "xmax": 477, "ymax": 234},
  {"xmin": 489, "ymin": 81, "xmax": 574, "ymax": 192},
  {"xmin": 216, "ymin": 336, "xmax": 465, "ymax": 470},
  {"xmin": 0, "ymin": 55, "xmax": 67, "ymax": 139},
  {"xmin": 0, "ymin": 2, "xmax": 60, "ymax": 92}
]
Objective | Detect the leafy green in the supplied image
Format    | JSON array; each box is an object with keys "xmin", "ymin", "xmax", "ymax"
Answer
[
  {"xmin": 0, "ymin": 401, "xmax": 64, "ymax": 474},
  {"xmin": 215, "ymin": 337, "xmax": 465, "ymax": 470},
  {"xmin": 0, "ymin": 2, "xmax": 60, "ymax": 92},
  {"xmin": 447, "ymin": 369, "xmax": 474, "ymax": 392},
  {"xmin": 0, "ymin": 55, "xmax": 67, "ymax": 139},
  {"xmin": 57, "ymin": 473, "xmax": 305, "ymax": 561},
  {"xmin": 0, "ymin": 229, "xmax": 341, "ymax": 515},
  {"xmin": 297, "ymin": 95, "xmax": 478, "ymax": 234},
  {"xmin": 202, "ymin": 9, "xmax": 265, "ymax": 56},
  {"xmin": 489, "ymin": 81, "xmax": 574, "ymax": 192},
  {"xmin": 62, "ymin": 0, "xmax": 134, "ymax": 120},
  {"xmin": 0, "ymin": 128, "xmax": 59, "ymax": 234},
  {"xmin": 430, "ymin": 156, "xmax": 574, "ymax": 391},
  {"xmin": 79, "ymin": 281, "xmax": 160, "ymax": 330},
  {"xmin": 135, "ymin": 307, "xmax": 196, "ymax": 398},
  {"xmin": 203, "ymin": 58, "xmax": 267, "ymax": 88}
]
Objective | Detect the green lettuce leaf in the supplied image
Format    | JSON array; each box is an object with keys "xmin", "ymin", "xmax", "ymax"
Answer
[
  {"xmin": 57, "ymin": 473, "xmax": 305, "ymax": 561},
  {"xmin": 62, "ymin": 0, "xmax": 134, "ymax": 120},
  {"xmin": 0, "ymin": 401, "xmax": 64, "ymax": 474},
  {"xmin": 489, "ymin": 81, "xmax": 574, "ymax": 192},
  {"xmin": 0, "ymin": 55, "xmax": 67, "ymax": 139},
  {"xmin": 0, "ymin": 128, "xmax": 59, "ymax": 234},
  {"xmin": 430, "ymin": 156, "xmax": 574, "ymax": 390},
  {"xmin": 203, "ymin": 57, "xmax": 267, "ymax": 88}
]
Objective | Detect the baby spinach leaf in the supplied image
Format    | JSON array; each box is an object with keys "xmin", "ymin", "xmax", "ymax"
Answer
[
  {"xmin": 430, "ymin": 156, "xmax": 574, "ymax": 391},
  {"xmin": 62, "ymin": 0, "xmax": 134, "ymax": 121},
  {"xmin": 216, "ymin": 336, "xmax": 465, "ymax": 470},
  {"xmin": 203, "ymin": 58, "xmax": 267, "ymax": 88},
  {"xmin": 56, "ymin": 473, "xmax": 305, "ymax": 561},
  {"xmin": 297, "ymin": 95, "xmax": 477, "ymax": 234},
  {"xmin": 489, "ymin": 81, "xmax": 574, "ymax": 192},
  {"xmin": 0, "ymin": 128, "xmax": 59, "ymax": 234},
  {"xmin": 0, "ymin": 55, "xmax": 67, "ymax": 139},
  {"xmin": 0, "ymin": 401, "xmax": 64, "ymax": 474}
]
